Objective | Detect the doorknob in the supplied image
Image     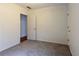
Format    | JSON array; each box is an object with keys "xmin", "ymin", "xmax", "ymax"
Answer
[
  {"xmin": 68, "ymin": 30, "xmax": 71, "ymax": 32},
  {"xmin": 67, "ymin": 26, "xmax": 71, "ymax": 32}
]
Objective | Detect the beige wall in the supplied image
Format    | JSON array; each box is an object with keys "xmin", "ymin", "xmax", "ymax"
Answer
[
  {"xmin": 68, "ymin": 4, "xmax": 79, "ymax": 56},
  {"xmin": 0, "ymin": 4, "xmax": 28, "ymax": 52},
  {"xmin": 28, "ymin": 5, "xmax": 68, "ymax": 44}
]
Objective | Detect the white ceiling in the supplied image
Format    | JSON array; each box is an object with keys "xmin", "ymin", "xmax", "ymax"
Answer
[{"xmin": 17, "ymin": 3, "xmax": 68, "ymax": 9}]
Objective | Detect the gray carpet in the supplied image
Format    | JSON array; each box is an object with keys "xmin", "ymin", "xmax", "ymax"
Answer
[{"xmin": 0, "ymin": 40, "xmax": 71, "ymax": 56}]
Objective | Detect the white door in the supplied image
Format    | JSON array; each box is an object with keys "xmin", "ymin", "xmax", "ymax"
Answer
[{"xmin": 28, "ymin": 15, "xmax": 37, "ymax": 40}]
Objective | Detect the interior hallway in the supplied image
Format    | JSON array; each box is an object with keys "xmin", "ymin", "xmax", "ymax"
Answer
[{"xmin": 0, "ymin": 40, "xmax": 71, "ymax": 56}]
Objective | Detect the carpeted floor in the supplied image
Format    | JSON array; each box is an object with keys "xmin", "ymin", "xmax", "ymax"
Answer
[{"xmin": 0, "ymin": 40, "xmax": 71, "ymax": 56}]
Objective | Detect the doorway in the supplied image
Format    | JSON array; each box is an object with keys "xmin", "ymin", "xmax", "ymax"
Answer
[{"xmin": 20, "ymin": 14, "xmax": 27, "ymax": 42}]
